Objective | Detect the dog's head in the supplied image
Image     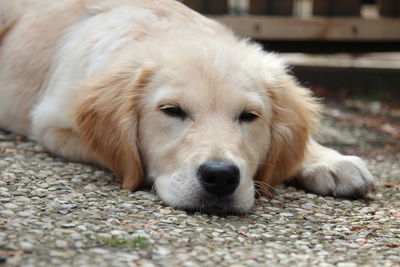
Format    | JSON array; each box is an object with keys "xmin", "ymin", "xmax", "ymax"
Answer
[{"xmin": 74, "ymin": 35, "xmax": 320, "ymax": 214}]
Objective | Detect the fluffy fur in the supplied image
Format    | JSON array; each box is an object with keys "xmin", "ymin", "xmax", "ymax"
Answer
[{"xmin": 0, "ymin": 0, "xmax": 374, "ymax": 214}]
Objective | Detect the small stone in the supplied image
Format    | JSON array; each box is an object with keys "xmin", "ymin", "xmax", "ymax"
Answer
[
  {"xmin": 0, "ymin": 189, "xmax": 10, "ymax": 197},
  {"xmin": 74, "ymin": 241, "xmax": 84, "ymax": 248},
  {"xmin": 90, "ymin": 248, "xmax": 109, "ymax": 254},
  {"xmin": 97, "ymin": 233, "xmax": 112, "ymax": 239},
  {"xmin": 4, "ymin": 203, "xmax": 18, "ymax": 209},
  {"xmin": 183, "ymin": 261, "xmax": 198, "ymax": 267},
  {"xmin": 61, "ymin": 222, "xmax": 78, "ymax": 228},
  {"xmin": 120, "ymin": 203, "xmax": 133, "ymax": 209},
  {"xmin": 211, "ymin": 232, "xmax": 220, "ymax": 237},
  {"xmin": 55, "ymin": 239, "xmax": 69, "ymax": 248},
  {"xmin": 177, "ymin": 253, "xmax": 191, "ymax": 261},
  {"xmin": 156, "ymin": 246, "xmax": 171, "ymax": 256},
  {"xmin": 60, "ymin": 204, "xmax": 77, "ymax": 209},
  {"xmin": 14, "ymin": 196, "xmax": 31, "ymax": 203},
  {"xmin": 19, "ymin": 242, "xmax": 34, "ymax": 250},
  {"xmin": 18, "ymin": 211, "xmax": 33, "ymax": 217},
  {"xmin": 117, "ymin": 253, "xmax": 140, "ymax": 262},
  {"xmin": 84, "ymin": 184, "xmax": 97, "ymax": 191},
  {"xmin": 261, "ymin": 214, "xmax": 273, "ymax": 220},
  {"xmin": 337, "ymin": 263, "xmax": 357, "ymax": 267},
  {"xmin": 110, "ymin": 230, "xmax": 127, "ymax": 236},
  {"xmin": 76, "ymin": 225, "xmax": 87, "ymax": 231},
  {"xmin": 0, "ymin": 187, "xmax": 9, "ymax": 192},
  {"xmin": 49, "ymin": 251, "xmax": 71, "ymax": 258},
  {"xmin": 71, "ymin": 177, "xmax": 83, "ymax": 183},
  {"xmin": 58, "ymin": 209, "xmax": 70, "ymax": 215},
  {"xmin": 280, "ymin": 213, "xmax": 294, "ymax": 217},
  {"xmin": 69, "ymin": 233, "xmax": 82, "ymax": 240},
  {"xmin": 0, "ymin": 210, "xmax": 14, "ymax": 218},
  {"xmin": 0, "ymin": 160, "xmax": 9, "ymax": 168},
  {"xmin": 262, "ymin": 233, "xmax": 274, "ymax": 239},
  {"xmin": 38, "ymin": 183, "xmax": 49, "ymax": 189}
]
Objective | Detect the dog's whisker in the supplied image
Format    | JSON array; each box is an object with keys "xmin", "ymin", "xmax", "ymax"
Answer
[
  {"xmin": 150, "ymin": 184, "xmax": 157, "ymax": 195},
  {"xmin": 254, "ymin": 188, "xmax": 262, "ymax": 198},
  {"xmin": 254, "ymin": 180, "xmax": 280, "ymax": 198}
]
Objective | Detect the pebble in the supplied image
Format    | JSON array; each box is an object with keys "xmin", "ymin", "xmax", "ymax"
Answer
[
  {"xmin": 90, "ymin": 248, "xmax": 109, "ymax": 255},
  {"xmin": 0, "ymin": 189, "xmax": 10, "ymax": 197},
  {"xmin": 261, "ymin": 214, "xmax": 273, "ymax": 219},
  {"xmin": 58, "ymin": 209, "xmax": 70, "ymax": 215},
  {"xmin": 337, "ymin": 263, "xmax": 357, "ymax": 267},
  {"xmin": 19, "ymin": 242, "xmax": 34, "ymax": 250},
  {"xmin": 0, "ymin": 210, "xmax": 14, "ymax": 218},
  {"xmin": 110, "ymin": 230, "xmax": 127, "ymax": 236},
  {"xmin": 0, "ymin": 160, "xmax": 9, "ymax": 167},
  {"xmin": 38, "ymin": 183, "xmax": 49, "ymax": 189},
  {"xmin": 55, "ymin": 240, "xmax": 69, "ymax": 248},
  {"xmin": 84, "ymin": 184, "xmax": 97, "ymax": 191},
  {"xmin": 76, "ymin": 225, "xmax": 87, "ymax": 231},
  {"xmin": 61, "ymin": 223, "xmax": 78, "ymax": 228},
  {"xmin": 177, "ymin": 253, "xmax": 191, "ymax": 261},
  {"xmin": 4, "ymin": 203, "xmax": 18, "ymax": 209},
  {"xmin": 156, "ymin": 246, "xmax": 171, "ymax": 256},
  {"xmin": 17, "ymin": 211, "xmax": 33, "ymax": 217},
  {"xmin": 280, "ymin": 212, "xmax": 294, "ymax": 217}
]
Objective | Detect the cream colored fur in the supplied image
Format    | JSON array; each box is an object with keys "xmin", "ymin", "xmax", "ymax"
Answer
[{"xmin": 0, "ymin": 0, "xmax": 374, "ymax": 214}]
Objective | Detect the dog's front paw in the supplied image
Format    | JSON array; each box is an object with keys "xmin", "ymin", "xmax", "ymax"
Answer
[{"xmin": 293, "ymin": 155, "xmax": 375, "ymax": 199}]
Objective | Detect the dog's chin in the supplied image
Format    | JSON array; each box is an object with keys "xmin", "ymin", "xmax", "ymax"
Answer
[
  {"xmin": 162, "ymin": 194, "xmax": 253, "ymax": 215},
  {"xmin": 182, "ymin": 196, "xmax": 247, "ymax": 215},
  {"xmin": 154, "ymin": 175, "xmax": 255, "ymax": 215}
]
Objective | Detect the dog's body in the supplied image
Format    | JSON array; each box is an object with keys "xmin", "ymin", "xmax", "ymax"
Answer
[{"xmin": 0, "ymin": 0, "xmax": 374, "ymax": 214}]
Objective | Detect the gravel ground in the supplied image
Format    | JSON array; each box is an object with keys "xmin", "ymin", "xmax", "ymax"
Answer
[{"xmin": 0, "ymin": 103, "xmax": 399, "ymax": 267}]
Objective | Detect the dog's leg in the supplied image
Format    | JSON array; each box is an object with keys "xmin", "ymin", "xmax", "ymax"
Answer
[
  {"xmin": 30, "ymin": 94, "xmax": 99, "ymax": 165},
  {"xmin": 291, "ymin": 138, "xmax": 375, "ymax": 198}
]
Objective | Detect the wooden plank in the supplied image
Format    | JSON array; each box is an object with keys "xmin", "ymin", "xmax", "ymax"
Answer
[
  {"xmin": 313, "ymin": 0, "xmax": 361, "ymax": 17},
  {"xmin": 182, "ymin": 0, "xmax": 228, "ymax": 14},
  {"xmin": 378, "ymin": 0, "xmax": 400, "ymax": 17},
  {"xmin": 210, "ymin": 16, "xmax": 400, "ymax": 41},
  {"xmin": 249, "ymin": 0, "xmax": 294, "ymax": 16},
  {"xmin": 281, "ymin": 53, "xmax": 400, "ymax": 69}
]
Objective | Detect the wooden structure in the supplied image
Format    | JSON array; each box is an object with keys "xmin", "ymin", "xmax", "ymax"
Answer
[
  {"xmin": 210, "ymin": 16, "xmax": 400, "ymax": 41},
  {"xmin": 313, "ymin": 0, "xmax": 361, "ymax": 16},
  {"xmin": 182, "ymin": 0, "xmax": 400, "ymax": 42},
  {"xmin": 248, "ymin": 0, "xmax": 294, "ymax": 16},
  {"xmin": 379, "ymin": 0, "xmax": 400, "ymax": 17},
  {"xmin": 181, "ymin": 0, "xmax": 228, "ymax": 14},
  {"xmin": 182, "ymin": 0, "xmax": 400, "ymax": 95}
]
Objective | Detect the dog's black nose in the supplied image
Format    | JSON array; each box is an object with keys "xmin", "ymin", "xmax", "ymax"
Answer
[{"xmin": 198, "ymin": 160, "xmax": 240, "ymax": 197}]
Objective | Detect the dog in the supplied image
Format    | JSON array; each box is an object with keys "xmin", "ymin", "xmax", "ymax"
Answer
[{"xmin": 0, "ymin": 0, "xmax": 374, "ymax": 214}]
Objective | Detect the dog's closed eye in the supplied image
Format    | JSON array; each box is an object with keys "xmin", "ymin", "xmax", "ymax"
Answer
[
  {"xmin": 238, "ymin": 111, "xmax": 259, "ymax": 123},
  {"xmin": 160, "ymin": 104, "xmax": 188, "ymax": 120}
]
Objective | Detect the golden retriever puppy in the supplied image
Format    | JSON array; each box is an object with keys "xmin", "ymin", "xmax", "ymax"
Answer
[{"xmin": 0, "ymin": 0, "xmax": 374, "ymax": 214}]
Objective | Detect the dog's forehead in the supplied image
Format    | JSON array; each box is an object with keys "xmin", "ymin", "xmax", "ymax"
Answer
[
  {"xmin": 150, "ymin": 59, "xmax": 265, "ymax": 104},
  {"xmin": 149, "ymin": 70, "xmax": 266, "ymax": 112}
]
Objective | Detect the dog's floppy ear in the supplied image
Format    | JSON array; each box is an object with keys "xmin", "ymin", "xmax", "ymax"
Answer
[
  {"xmin": 74, "ymin": 66, "xmax": 152, "ymax": 190},
  {"xmin": 257, "ymin": 79, "xmax": 321, "ymax": 195}
]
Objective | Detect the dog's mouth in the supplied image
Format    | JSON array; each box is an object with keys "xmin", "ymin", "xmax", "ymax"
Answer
[
  {"xmin": 171, "ymin": 195, "xmax": 247, "ymax": 215},
  {"xmin": 150, "ymin": 172, "xmax": 254, "ymax": 215}
]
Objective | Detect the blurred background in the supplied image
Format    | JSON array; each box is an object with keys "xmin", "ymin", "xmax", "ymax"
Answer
[{"xmin": 178, "ymin": 0, "xmax": 400, "ymax": 119}]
